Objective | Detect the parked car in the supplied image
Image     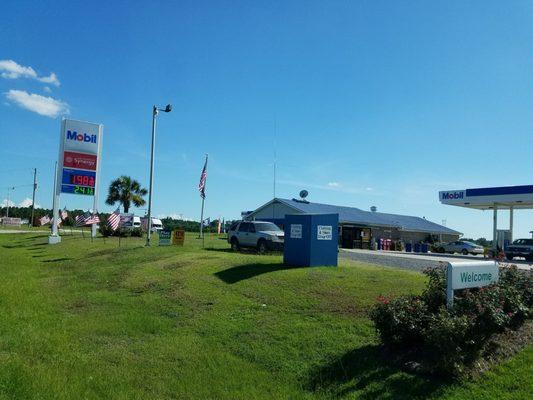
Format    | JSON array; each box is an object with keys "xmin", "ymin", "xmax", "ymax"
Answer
[
  {"xmin": 227, "ymin": 221, "xmax": 284, "ymax": 253},
  {"xmin": 437, "ymin": 240, "xmax": 484, "ymax": 255},
  {"xmin": 505, "ymin": 238, "xmax": 533, "ymax": 261}
]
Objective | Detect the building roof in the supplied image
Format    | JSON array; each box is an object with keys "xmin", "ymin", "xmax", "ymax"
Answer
[{"xmin": 249, "ymin": 198, "xmax": 461, "ymax": 235}]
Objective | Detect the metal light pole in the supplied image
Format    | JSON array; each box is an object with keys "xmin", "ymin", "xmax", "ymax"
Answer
[{"xmin": 146, "ymin": 104, "xmax": 172, "ymax": 246}]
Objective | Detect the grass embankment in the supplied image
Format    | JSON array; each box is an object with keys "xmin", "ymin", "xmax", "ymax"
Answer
[{"xmin": 0, "ymin": 232, "xmax": 531, "ymax": 399}]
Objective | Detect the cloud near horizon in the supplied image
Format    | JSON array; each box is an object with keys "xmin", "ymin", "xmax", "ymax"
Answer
[
  {"xmin": 19, "ymin": 198, "xmax": 41, "ymax": 208},
  {"xmin": 0, "ymin": 59, "xmax": 60, "ymax": 86},
  {"xmin": 5, "ymin": 89, "xmax": 69, "ymax": 118}
]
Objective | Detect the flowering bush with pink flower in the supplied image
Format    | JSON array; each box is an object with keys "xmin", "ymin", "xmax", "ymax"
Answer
[{"xmin": 370, "ymin": 265, "xmax": 532, "ymax": 375}]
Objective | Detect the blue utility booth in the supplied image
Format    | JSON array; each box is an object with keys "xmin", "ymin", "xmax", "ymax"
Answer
[{"xmin": 283, "ymin": 213, "xmax": 339, "ymax": 267}]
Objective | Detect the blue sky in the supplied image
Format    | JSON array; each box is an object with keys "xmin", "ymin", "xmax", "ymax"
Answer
[{"xmin": 1, "ymin": 0, "xmax": 532, "ymax": 238}]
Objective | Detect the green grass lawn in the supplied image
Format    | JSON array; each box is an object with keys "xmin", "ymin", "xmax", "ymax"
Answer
[{"xmin": 0, "ymin": 232, "xmax": 531, "ymax": 399}]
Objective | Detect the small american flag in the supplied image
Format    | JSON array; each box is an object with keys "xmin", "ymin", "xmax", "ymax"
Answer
[
  {"xmin": 86, "ymin": 213, "xmax": 100, "ymax": 225},
  {"xmin": 107, "ymin": 208, "xmax": 121, "ymax": 231},
  {"xmin": 198, "ymin": 155, "xmax": 208, "ymax": 199},
  {"xmin": 39, "ymin": 215, "xmax": 51, "ymax": 226},
  {"xmin": 75, "ymin": 212, "xmax": 90, "ymax": 226},
  {"xmin": 60, "ymin": 207, "xmax": 68, "ymax": 220}
]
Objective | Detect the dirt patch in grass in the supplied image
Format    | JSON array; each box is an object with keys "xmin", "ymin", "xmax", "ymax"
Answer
[
  {"xmin": 473, "ymin": 320, "xmax": 533, "ymax": 376},
  {"xmin": 311, "ymin": 288, "xmax": 369, "ymax": 318}
]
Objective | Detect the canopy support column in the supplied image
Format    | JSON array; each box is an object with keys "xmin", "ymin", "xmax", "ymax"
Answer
[
  {"xmin": 492, "ymin": 205, "xmax": 498, "ymax": 252},
  {"xmin": 509, "ymin": 206, "xmax": 514, "ymax": 243}
]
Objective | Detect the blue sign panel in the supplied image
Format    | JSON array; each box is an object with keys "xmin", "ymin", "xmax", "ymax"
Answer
[{"xmin": 61, "ymin": 168, "xmax": 96, "ymax": 188}]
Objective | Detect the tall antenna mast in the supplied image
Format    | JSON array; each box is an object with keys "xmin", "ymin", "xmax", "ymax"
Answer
[
  {"xmin": 272, "ymin": 117, "xmax": 277, "ymax": 220},
  {"xmin": 273, "ymin": 118, "xmax": 277, "ymax": 199}
]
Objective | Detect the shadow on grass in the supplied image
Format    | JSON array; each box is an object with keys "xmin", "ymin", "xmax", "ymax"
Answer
[
  {"xmin": 41, "ymin": 257, "xmax": 73, "ymax": 263},
  {"xmin": 215, "ymin": 262, "xmax": 303, "ymax": 284},
  {"xmin": 307, "ymin": 345, "xmax": 448, "ymax": 400}
]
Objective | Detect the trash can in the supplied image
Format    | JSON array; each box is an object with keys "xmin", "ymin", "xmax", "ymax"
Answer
[
  {"xmin": 414, "ymin": 243, "xmax": 421, "ymax": 253},
  {"xmin": 405, "ymin": 243, "xmax": 412, "ymax": 252},
  {"xmin": 421, "ymin": 243, "xmax": 429, "ymax": 253}
]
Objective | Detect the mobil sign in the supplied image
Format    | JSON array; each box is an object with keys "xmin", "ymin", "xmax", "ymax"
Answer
[
  {"xmin": 63, "ymin": 119, "xmax": 101, "ymax": 155},
  {"xmin": 58, "ymin": 119, "xmax": 103, "ymax": 196},
  {"xmin": 439, "ymin": 190, "xmax": 466, "ymax": 204}
]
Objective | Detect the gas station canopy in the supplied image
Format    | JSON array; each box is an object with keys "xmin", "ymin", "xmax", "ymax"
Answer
[
  {"xmin": 439, "ymin": 185, "xmax": 533, "ymax": 210},
  {"xmin": 439, "ymin": 185, "xmax": 533, "ymax": 250}
]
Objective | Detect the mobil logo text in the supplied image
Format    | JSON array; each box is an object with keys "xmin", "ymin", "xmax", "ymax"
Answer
[
  {"xmin": 441, "ymin": 191, "xmax": 464, "ymax": 200},
  {"xmin": 66, "ymin": 130, "xmax": 97, "ymax": 144}
]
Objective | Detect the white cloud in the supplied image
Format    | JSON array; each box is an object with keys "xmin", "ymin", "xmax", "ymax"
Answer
[
  {"xmin": 38, "ymin": 72, "xmax": 60, "ymax": 86},
  {"xmin": 1, "ymin": 199, "xmax": 15, "ymax": 207},
  {"xmin": 327, "ymin": 182, "xmax": 340, "ymax": 188},
  {"xmin": 0, "ymin": 59, "xmax": 60, "ymax": 86},
  {"xmin": 157, "ymin": 213, "xmax": 193, "ymax": 221},
  {"xmin": 5, "ymin": 89, "xmax": 69, "ymax": 118},
  {"xmin": 366, "ymin": 187, "xmax": 374, "ymax": 191},
  {"xmin": 19, "ymin": 198, "xmax": 41, "ymax": 208},
  {"xmin": 43, "ymin": 86, "xmax": 52, "ymax": 93}
]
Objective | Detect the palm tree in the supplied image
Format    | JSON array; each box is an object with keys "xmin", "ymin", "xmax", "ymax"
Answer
[{"xmin": 105, "ymin": 176, "xmax": 148, "ymax": 213}]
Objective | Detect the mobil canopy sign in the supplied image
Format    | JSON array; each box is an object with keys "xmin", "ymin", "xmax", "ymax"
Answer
[
  {"xmin": 446, "ymin": 261, "xmax": 499, "ymax": 308},
  {"xmin": 440, "ymin": 191, "xmax": 465, "ymax": 201}
]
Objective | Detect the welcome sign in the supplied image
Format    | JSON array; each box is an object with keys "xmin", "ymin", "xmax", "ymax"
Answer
[{"xmin": 446, "ymin": 261, "xmax": 499, "ymax": 308}]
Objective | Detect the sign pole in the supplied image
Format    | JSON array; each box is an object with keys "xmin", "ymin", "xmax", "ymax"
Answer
[
  {"xmin": 446, "ymin": 263, "xmax": 454, "ymax": 309},
  {"xmin": 91, "ymin": 124, "xmax": 103, "ymax": 238},
  {"xmin": 49, "ymin": 158, "xmax": 61, "ymax": 243}
]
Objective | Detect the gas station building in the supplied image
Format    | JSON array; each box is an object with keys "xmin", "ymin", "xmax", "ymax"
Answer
[
  {"xmin": 247, "ymin": 198, "xmax": 461, "ymax": 249},
  {"xmin": 439, "ymin": 185, "xmax": 533, "ymax": 249}
]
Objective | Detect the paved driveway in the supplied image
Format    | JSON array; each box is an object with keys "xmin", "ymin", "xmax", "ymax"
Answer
[{"xmin": 340, "ymin": 248, "xmax": 532, "ymax": 271}]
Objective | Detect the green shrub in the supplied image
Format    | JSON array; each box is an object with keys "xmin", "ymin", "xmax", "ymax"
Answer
[
  {"xmin": 99, "ymin": 224, "xmax": 114, "ymax": 237},
  {"xmin": 370, "ymin": 265, "xmax": 532, "ymax": 376},
  {"xmin": 371, "ymin": 295, "xmax": 429, "ymax": 346},
  {"xmin": 130, "ymin": 227, "xmax": 143, "ymax": 237}
]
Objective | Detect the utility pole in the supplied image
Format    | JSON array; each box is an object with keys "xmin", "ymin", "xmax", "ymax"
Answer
[
  {"xmin": 5, "ymin": 186, "xmax": 15, "ymax": 218},
  {"xmin": 30, "ymin": 168, "xmax": 37, "ymax": 227}
]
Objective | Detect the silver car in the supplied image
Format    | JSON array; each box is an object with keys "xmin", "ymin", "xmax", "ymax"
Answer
[
  {"xmin": 437, "ymin": 240, "xmax": 484, "ymax": 255},
  {"xmin": 227, "ymin": 221, "xmax": 284, "ymax": 253}
]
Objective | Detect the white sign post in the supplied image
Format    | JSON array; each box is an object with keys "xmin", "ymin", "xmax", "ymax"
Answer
[
  {"xmin": 446, "ymin": 261, "xmax": 499, "ymax": 308},
  {"xmin": 49, "ymin": 119, "xmax": 103, "ymax": 244}
]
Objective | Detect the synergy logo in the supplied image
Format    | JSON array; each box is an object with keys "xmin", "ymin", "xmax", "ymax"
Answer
[
  {"xmin": 441, "ymin": 191, "xmax": 465, "ymax": 200},
  {"xmin": 66, "ymin": 130, "xmax": 97, "ymax": 143}
]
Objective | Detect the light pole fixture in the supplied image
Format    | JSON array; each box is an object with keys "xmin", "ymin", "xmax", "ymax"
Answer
[{"xmin": 146, "ymin": 104, "xmax": 172, "ymax": 246}]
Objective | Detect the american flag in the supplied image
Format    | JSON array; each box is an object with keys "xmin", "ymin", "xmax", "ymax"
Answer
[
  {"xmin": 86, "ymin": 213, "xmax": 100, "ymax": 225},
  {"xmin": 198, "ymin": 155, "xmax": 208, "ymax": 199},
  {"xmin": 60, "ymin": 207, "xmax": 68, "ymax": 220},
  {"xmin": 75, "ymin": 211, "xmax": 91, "ymax": 226},
  {"xmin": 39, "ymin": 215, "xmax": 51, "ymax": 226},
  {"xmin": 107, "ymin": 208, "xmax": 121, "ymax": 231}
]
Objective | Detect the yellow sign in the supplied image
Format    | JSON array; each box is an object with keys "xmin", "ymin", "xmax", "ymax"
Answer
[{"xmin": 172, "ymin": 229, "xmax": 185, "ymax": 245}]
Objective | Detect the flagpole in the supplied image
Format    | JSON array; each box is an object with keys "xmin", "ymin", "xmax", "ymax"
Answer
[{"xmin": 199, "ymin": 153, "xmax": 208, "ymax": 239}]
